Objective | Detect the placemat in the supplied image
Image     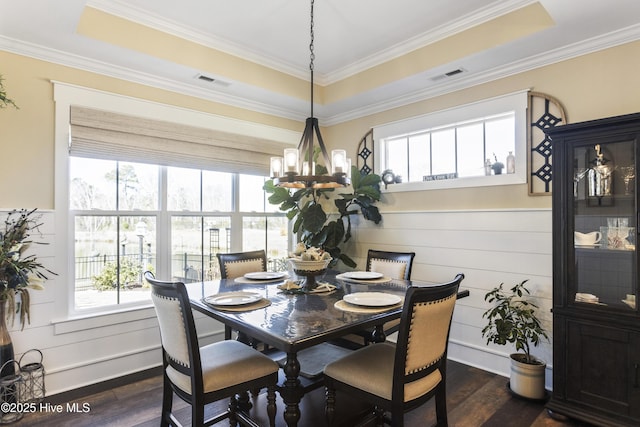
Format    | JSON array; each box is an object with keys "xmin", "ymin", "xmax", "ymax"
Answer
[
  {"xmin": 334, "ymin": 299, "xmax": 402, "ymax": 314},
  {"xmin": 233, "ymin": 276, "xmax": 288, "ymax": 284},
  {"xmin": 202, "ymin": 298, "xmax": 271, "ymax": 312}
]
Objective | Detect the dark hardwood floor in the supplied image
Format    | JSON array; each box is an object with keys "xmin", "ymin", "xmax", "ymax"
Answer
[{"xmin": 17, "ymin": 360, "xmax": 591, "ymax": 427}]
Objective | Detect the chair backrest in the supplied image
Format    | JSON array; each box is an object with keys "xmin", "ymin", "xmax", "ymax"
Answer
[
  {"xmin": 366, "ymin": 249, "xmax": 416, "ymax": 280},
  {"xmin": 145, "ymin": 271, "xmax": 204, "ymax": 394},
  {"xmin": 392, "ymin": 273, "xmax": 464, "ymax": 404},
  {"xmin": 217, "ymin": 250, "xmax": 267, "ymax": 279}
]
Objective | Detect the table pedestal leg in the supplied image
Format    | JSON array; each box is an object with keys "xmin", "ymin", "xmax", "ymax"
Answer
[
  {"xmin": 370, "ymin": 324, "xmax": 386, "ymax": 343},
  {"xmin": 279, "ymin": 352, "xmax": 303, "ymax": 427}
]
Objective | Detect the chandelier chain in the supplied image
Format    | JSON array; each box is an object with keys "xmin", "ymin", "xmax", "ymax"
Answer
[
  {"xmin": 309, "ymin": 0, "xmax": 315, "ymax": 72},
  {"xmin": 309, "ymin": 0, "xmax": 315, "ymax": 116}
]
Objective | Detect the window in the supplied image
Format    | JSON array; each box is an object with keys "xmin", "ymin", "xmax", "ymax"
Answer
[
  {"xmin": 54, "ymin": 83, "xmax": 301, "ymax": 322},
  {"xmin": 374, "ymin": 91, "xmax": 528, "ymax": 191},
  {"xmin": 383, "ymin": 112, "xmax": 515, "ymax": 180},
  {"xmin": 69, "ymin": 160, "xmax": 288, "ymax": 313}
]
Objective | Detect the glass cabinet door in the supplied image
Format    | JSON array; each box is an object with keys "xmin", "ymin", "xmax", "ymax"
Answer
[{"xmin": 572, "ymin": 139, "xmax": 636, "ymax": 310}]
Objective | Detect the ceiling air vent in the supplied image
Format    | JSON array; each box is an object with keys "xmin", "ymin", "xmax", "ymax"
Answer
[
  {"xmin": 430, "ymin": 68, "xmax": 466, "ymax": 82},
  {"xmin": 194, "ymin": 73, "xmax": 231, "ymax": 87},
  {"xmin": 445, "ymin": 68, "xmax": 464, "ymax": 77},
  {"xmin": 197, "ymin": 74, "xmax": 215, "ymax": 83}
]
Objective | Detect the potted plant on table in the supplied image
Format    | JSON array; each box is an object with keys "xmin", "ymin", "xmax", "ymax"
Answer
[
  {"xmin": 264, "ymin": 163, "xmax": 382, "ymax": 269},
  {"xmin": 482, "ymin": 279, "xmax": 549, "ymax": 400}
]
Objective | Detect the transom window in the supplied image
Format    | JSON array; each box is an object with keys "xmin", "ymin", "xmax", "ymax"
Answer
[
  {"xmin": 374, "ymin": 90, "xmax": 528, "ymax": 191},
  {"xmin": 383, "ymin": 112, "xmax": 515, "ymax": 182}
]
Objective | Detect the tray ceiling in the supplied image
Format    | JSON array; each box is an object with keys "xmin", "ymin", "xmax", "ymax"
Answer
[{"xmin": 1, "ymin": 0, "xmax": 639, "ymax": 124}]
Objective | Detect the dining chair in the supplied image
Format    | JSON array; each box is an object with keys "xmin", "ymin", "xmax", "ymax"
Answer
[
  {"xmin": 217, "ymin": 250, "xmax": 267, "ymax": 280},
  {"xmin": 145, "ymin": 271, "xmax": 279, "ymax": 427},
  {"xmin": 366, "ymin": 249, "xmax": 416, "ymax": 281},
  {"xmin": 217, "ymin": 250, "xmax": 267, "ymax": 342},
  {"xmin": 340, "ymin": 249, "xmax": 416, "ymax": 347},
  {"xmin": 324, "ymin": 273, "xmax": 464, "ymax": 427}
]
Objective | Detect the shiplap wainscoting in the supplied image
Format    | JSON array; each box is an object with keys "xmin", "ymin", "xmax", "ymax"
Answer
[
  {"xmin": 350, "ymin": 208, "xmax": 554, "ymax": 390},
  {"xmin": 5, "ymin": 208, "xmax": 553, "ymax": 396}
]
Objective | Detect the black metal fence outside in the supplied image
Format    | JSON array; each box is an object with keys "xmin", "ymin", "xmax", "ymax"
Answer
[{"xmin": 74, "ymin": 253, "xmax": 288, "ymax": 291}]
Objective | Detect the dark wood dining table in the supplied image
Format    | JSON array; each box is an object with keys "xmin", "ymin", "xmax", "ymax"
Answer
[{"xmin": 187, "ymin": 271, "xmax": 469, "ymax": 427}]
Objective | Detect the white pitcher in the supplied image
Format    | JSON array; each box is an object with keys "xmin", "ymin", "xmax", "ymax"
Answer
[{"xmin": 574, "ymin": 231, "xmax": 601, "ymax": 245}]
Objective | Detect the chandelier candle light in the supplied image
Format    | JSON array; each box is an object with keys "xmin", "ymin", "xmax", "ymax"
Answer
[{"xmin": 270, "ymin": 0, "xmax": 351, "ymax": 189}]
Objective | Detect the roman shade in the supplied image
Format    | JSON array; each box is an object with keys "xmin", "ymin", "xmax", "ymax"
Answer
[{"xmin": 69, "ymin": 106, "xmax": 286, "ymax": 175}]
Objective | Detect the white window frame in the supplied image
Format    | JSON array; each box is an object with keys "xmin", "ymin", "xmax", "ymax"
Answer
[
  {"xmin": 53, "ymin": 82, "xmax": 298, "ymax": 326},
  {"xmin": 373, "ymin": 90, "xmax": 529, "ymax": 192}
]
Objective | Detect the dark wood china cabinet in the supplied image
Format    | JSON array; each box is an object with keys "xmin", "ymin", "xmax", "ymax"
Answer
[{"xmin": 547, "ymin": 112, "xmax": 640, "ymax": 426}]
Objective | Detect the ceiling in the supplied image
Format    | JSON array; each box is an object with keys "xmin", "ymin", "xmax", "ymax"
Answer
[{"xmin": 1, "ymin": 0, "xmax": 639, "ymax": 125}]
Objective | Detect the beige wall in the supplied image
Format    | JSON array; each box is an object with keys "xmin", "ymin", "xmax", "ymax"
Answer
[
  {"xmin": 324, "ymin": 39, "xmax": 640, "ymax": 211},
  {"xmin": 0, "ymin": 51, "xmax": 301, "ymax": 208},
  {"xmin": 2, "ymin": 41, "xmax": 640, "ymax": 209}
]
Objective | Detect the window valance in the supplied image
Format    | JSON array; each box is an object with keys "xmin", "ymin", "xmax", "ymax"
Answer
[{"xmin": 69, "ymin": 106, "xmax": 286, "ymax": 175}]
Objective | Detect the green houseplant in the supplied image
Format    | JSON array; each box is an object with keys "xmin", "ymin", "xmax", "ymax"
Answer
[
  {"xmin": 264, "ymin": 164, "xmax": 382, "ymax": 268},
  {"xmin": 0, "ymin": 74, "xmax": 18, "ymax": 109},
  {"xmin": 482, "ymin": 280, "xmax": 549, "ymax": 399}
]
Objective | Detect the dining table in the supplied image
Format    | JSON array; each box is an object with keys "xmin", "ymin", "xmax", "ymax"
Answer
[{"xmin": 187, "ymin": 270, "xmax": 469, "ymax": 427}]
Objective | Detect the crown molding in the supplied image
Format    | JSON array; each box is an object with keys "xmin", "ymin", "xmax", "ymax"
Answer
[
  {"xmin": 322, "ymin": 0, "xmax": 535, "ymax": 84},
  {"xmin": 322, "ymin": 23, "xmax": 640, "ymax": 126},
  {"xmin": 87, "ymin": 0, "xmax": 535, "ymax": 86},
  {"xmin": 0, "ymin": 35, "xmax": 307, "ymax": 122},
  {"xmin": 2, "ymin": 22, "xmax": 639, "ymax": 127},
  {"xmin": 87, "ymin": 0, "xmax": 308, "ymax": 81}
]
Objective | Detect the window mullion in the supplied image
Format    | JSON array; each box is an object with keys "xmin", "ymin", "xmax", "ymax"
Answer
[
  {"xmin": 454, "ymin": 127, "xmax": 459, "ymax": 176},
  {"xmin": 157, "ymin": 166, "xmax": 170, "ymax": 280},
  {"xmin": 429, "ymin": 132, "xmax": 433, "ymax": 176},
  {"xmin": 199, "ymin": 171, "xmax": 204, "ymax": 282},
  {"xmin": 405, "ymin": 137, "xmax": 410, "ymax": 181},
  {"xmin": 230, "ymin": 174, "xmax": 242, "ymax": 252},
  {"xmin": 483, "ymin": 121, "xmax": 487, "ymax": 165}
]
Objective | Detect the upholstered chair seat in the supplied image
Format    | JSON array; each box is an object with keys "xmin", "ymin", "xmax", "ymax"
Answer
[
  {"xmin": 324, "ymin": 342, "xmax": 442, "ymax": 402},
  {"xmin": 165, "ymin": 340, "xmax": 280, "ymax": 395}
]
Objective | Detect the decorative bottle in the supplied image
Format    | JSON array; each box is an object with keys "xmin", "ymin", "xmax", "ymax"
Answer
[
  {"xmin": 506, "ymin": 151, "xmax": 515, "ymax": 174},
  {"xmin": 484, "ymin": 159, "xmax": 492, "ymax": 176}
]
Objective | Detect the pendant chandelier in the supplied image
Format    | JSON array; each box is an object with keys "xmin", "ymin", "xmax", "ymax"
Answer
[{"xmin": 270, "ymin": 0, "xmax": 351, "ymax": 189}]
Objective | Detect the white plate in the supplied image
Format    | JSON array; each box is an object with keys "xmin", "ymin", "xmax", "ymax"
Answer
[
  {"xmin": 244, "ymin": 271, "xmax": 287, "ymax": 280},
  {"xmin": 341, "ymin": 271, "xmax": 384, "ymax": 280},
  {"xmin": 343, "ymin": 292, "xmax": 401, "ymax": 307},
  {"xmin": 335, "ymin": 273, "xmax": 391, "ymax": 284},
  {"xmin": 204, "ymin": 292, "xmax": 262, "ymax": 306}
]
